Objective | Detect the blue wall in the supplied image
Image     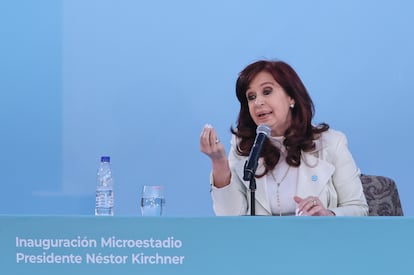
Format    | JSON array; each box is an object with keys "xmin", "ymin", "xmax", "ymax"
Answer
[
  {"xmin": 0, "ymin": 1, "xmax": 63, "ymax": 213},
  {"xmin": 1, "ymin": 0, "xmax": 413, "ymax": 216}
]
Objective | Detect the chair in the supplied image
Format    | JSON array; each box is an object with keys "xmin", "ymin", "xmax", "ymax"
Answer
[{"xmin": 360, "ymin": 174, "xmax": 403, "ymax": 216}]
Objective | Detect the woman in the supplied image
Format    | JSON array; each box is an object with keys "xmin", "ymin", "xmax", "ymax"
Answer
[{"xmin": 200, "ymin": 60, "xmax": 368, "ymax": 216}]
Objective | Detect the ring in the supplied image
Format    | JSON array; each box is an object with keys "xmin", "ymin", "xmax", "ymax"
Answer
[
  {"xmin": 215, "ymin": 139, "xmax": 220, "ymax": 144},
  {"xmin": 312, "ymin": 199, "xmax": 317, "ymax": 206}
]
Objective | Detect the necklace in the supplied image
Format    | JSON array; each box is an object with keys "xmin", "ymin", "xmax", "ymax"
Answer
[{"xmin": 272, "ymin": 165, "xmax": 291, "ymax": 216}]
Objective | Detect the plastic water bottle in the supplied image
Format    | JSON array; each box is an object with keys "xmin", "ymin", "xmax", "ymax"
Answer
[{"xmin": 95, "ymin": 156, "xmax": 114, "ymax": 216}]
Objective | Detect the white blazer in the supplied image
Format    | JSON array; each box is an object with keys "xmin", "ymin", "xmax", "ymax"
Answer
[{"xmin": 211, "ymin": 129, "xmax": 368, "ymax": 216}]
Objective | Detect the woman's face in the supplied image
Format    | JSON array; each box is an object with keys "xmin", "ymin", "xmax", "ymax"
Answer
[{"xmin": 245, "ymin": 71, "xmax": 295, "ymax": 136}]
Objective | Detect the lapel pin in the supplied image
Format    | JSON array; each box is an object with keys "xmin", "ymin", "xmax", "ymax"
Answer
[{"xmin": 311, "ymin": 175, "xmax": 318, "ymax": 182}]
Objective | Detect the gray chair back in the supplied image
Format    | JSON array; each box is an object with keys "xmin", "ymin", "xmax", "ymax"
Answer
[{"xmin": 360, "ymin": 174, "xmax": 403, "ymax": 216}]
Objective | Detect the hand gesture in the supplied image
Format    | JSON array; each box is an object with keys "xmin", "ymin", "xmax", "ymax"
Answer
[
  {"xmin": 200, "ymin": 124, "xmax": 231, "ymax": 188},
  {"xmin": 294, "ymin": 196, "xmax": 335, "ymax": 216}
]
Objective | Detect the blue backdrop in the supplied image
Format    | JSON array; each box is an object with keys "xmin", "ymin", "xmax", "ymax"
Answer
[{"xmin": 1, "ymin": 0, "xmax": 413, "ymax": 216}]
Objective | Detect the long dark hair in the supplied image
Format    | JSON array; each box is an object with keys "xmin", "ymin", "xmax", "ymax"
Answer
[{"xmin": 231, "ymin": 60, "xmax": 329, "ymax": 177}]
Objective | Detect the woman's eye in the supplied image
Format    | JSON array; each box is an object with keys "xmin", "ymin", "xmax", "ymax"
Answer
[
  {"xmin": 263, "ymin": 89, "xmax": 272, "ymax": 95},
  {"xmin": 247, "ymin": 94, "xmax": 256, "ymax": 101}
]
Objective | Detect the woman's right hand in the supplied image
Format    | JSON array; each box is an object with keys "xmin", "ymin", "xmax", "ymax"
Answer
[
  {"xmin": 200, "ymin": 124, "xmax": 231, "ymax": 188},
  {"xmin": 200, "ymin": 124, "xmax": 226, "ymax": 161}
]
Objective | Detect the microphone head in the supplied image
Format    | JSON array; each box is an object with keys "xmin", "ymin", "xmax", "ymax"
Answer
[{"xmin": 257, "ymin": 124, "xmax": 271, "ymax": 137}]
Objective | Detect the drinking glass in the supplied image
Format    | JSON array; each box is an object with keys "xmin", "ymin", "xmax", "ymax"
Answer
[{"xmin": 140, "ymin": 185, "xmax": 165, "ymax": 216}]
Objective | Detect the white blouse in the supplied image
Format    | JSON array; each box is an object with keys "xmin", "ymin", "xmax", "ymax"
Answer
[{"xmin": 265, "ymin": 136, "xmax": 298, "ymax": 216}]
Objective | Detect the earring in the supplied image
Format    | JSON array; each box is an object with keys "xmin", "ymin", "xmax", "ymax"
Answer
[{"xmin": 290, "ymin": 103, "xmax": 295, "ymax": 109}]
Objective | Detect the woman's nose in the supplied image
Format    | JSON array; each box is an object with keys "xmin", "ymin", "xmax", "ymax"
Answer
[{"xmin": 255, "ymin": 97, "xmax": 264, "ymax": 106}]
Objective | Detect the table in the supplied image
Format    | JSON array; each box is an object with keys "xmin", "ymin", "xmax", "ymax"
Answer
[{"xmin": 1, "ymin": 216, "xmax": 412, "ymax": 275}]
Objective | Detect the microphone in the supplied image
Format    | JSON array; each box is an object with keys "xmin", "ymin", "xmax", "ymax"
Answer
[{"xmin": 243, "ymin": 124, "xmax": 271, "ymax": 181}]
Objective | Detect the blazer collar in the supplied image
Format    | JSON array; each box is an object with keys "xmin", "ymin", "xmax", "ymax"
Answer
[{"xmin": 296, "ymin": 153, "xmax": 335, "ymax": 198}]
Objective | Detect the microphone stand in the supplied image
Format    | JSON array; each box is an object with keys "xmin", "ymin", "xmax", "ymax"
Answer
[
  {"xmin": 244, "ymin": 161, "xmax": 256, "ymax": 216},
  {"xmin": 249, "ymin": 177, "xmax": 256, "ymax": 216}
]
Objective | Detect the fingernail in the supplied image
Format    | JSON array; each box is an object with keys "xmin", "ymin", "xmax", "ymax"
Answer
[{"xmin": 204, "ymin": 124, "xmax": 213, "ymax": 128}]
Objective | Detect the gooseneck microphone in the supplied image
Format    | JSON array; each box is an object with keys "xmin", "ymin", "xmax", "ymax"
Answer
[{"xmin": 243, "ymin": 124, "xmax": 271, "ymax": 182}]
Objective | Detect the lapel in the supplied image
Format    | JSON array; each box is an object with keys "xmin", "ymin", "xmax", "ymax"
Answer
[
  {"xmin": 233, "ymin": 152, "xmax": 335, "ymax": 213},
  {"xmin": 296, "ymin": 153, "xmax": 335, "ymax": 198}
]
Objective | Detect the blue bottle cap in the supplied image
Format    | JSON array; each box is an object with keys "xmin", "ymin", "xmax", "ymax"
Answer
[{"xmin": 101, "ymin": 156, "xmax": 110, "ymax": 162}]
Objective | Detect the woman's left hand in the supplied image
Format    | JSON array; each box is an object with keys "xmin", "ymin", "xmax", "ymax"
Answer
[{"xmin": 294, "ymin": 196, "xmax": 335, "ymax": 216}]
